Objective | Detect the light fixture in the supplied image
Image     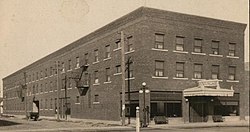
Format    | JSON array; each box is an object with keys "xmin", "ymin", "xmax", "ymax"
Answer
[{"xmin": 142, "ymin": 82, "xmax": 146, "ymax": 87}]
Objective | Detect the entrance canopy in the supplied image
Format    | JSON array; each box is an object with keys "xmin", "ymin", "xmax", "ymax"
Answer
[{"xmin": 184, "ymin": 80, "xmax": 234, "ymax": 97}]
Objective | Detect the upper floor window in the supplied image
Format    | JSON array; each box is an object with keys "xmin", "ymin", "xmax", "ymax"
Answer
[
  {"xmin": 116, "ymin": 65, "xmax": 121, "ymax": 73},
  {"xmin": 68, "ymin": 59, "xmax": 72, "ymax": 70},
  {"xmin": 228, "ymin": 66, "xmax": 236, "ymax": 80},
  {"xmin": 94, "ymin": 70, "xmax": 99, "ymax": 84},
  {"xmin": 115, "ymin": 40, "xmax": 121, "ymax": 49},
  {"xmin": 61, "ymin": 62, "xmax": 65, "ymax": 73},
  {"xmin": 176, "ymin": 62, "xmax": 184, "ymax": 78},
  {"xmin": 194, "ymin": 39, "xmax": 203, "ymax": 53},
  {"xmin": 211, "ymin": 65, "xmax": 220, "ymax": 79},
  {"xmin": 105, "ymin": 67, "xmax": 111, "ymax": 82},
  {"xmin": 194, "ymin": 64, "xmax": 203, "ymax": 79},
  {"xmin": 50, "ymin": 67, "xmax": 53, "ymax": 76},
  {"xmin": 76, "ymin": 96, "xmax": 80, "ymax": 103},
  {"xmin": 84, "ymin": 53, "xmax": 89, "ymax": 65},
  {"xmin": 45, "ymin": 69, "xmax": 48, "ymax": 77},
  {"xmin": 176, "ymin": 36, "xmax": 184, "ymax": 51},
  {"xmin": 155, "ymin": 34, "xmax": 164, "ymax": 49},
  {"xmin": 211, "ymin": 41, "xmax": 219, "ymax": 55},
  {"xmin": 105, "ymin": 45, "xmax": 111, "ymax": 58},
  {"xmin": 229, "ymin": 43, "xmax": 236, "ymax": 56},
  {"xmin": 84, "ymin": 73, "xmax": 89, "ymax": 85},
  {"xmin": 127, "ymin": 36, "xmax": 133, "ymax": 52},
  {"xmin": 76, "ymin": 57, "xmax": 80, "ymax": 68},
  {"xmin": 94, "ymin": 94, "xmax": 99, "ymax": 102},
  {"xmin": 94, "ymin": 49, "xmax": 99, "ymax": 62},
  {"xmin": 155, "ymin": 60, "xmax": 164, "ymax": 77}
]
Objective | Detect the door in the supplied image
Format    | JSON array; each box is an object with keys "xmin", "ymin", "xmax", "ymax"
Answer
[{"xmin": 189, "ymin": 103, "xmax": 207, "ymax": 122}]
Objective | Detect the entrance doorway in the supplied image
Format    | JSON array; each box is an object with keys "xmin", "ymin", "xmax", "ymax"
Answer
[{"xmin": 189, "ymin": 103, "xmax": 208, "ymax": 122}]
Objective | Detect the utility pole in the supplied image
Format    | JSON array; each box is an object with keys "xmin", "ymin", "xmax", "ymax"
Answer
[
  {"xmin": 24, "ymin": 72, "xmax": 27, "ymax": 119},
  {"xmin": 126, "ymin": 57, "xmax": 132, "ymax": 124},
  {"xmin": 121, "ymin": 31, "xmax": 126, "ymax": 126},
  {"xmin": 56, "ymin": 61, "xmax": 60, "ymax": 121},
  {"xmin": 64, "ymin": 75, "xmax": 67, "ymax": 120}
]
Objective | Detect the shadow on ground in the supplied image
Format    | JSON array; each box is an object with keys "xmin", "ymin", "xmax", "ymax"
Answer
[{"xmin": 0, "ymin": 119, "xmax": 22, "ymax": 127}]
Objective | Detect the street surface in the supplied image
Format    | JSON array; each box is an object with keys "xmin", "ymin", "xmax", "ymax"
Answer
[{"xmin": 0, "ymin": 116, "xmax": 249, "ymax": 132}]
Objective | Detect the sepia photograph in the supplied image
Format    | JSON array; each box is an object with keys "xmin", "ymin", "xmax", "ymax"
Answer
[{"xmin": 0, "ymin": 0, "xmax": 249, "ymax": 131}]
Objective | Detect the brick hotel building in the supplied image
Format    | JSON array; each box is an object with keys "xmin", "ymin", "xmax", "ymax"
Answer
[{"xmin": 2, "ymin": 7, "xmax": 247, "ymax": 123}]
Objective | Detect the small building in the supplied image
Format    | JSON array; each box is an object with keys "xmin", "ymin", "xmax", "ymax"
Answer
[{"xmin": 2, "ymin": 7, "xmax": 247, "ymax": 123}]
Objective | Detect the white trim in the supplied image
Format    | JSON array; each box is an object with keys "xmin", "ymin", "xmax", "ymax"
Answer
[
  {"xmin": 92, "ymin": 61, "xmax": 100, "ymax": 64},
  {"xmin": 61, "ymin": 89, "xmax": 65, "ymax": 91},
  {"xmin": 103, "ymin": 57, "xmax": 111, "ymax": 61},
  {"xmin": 226, "ymin": 56, "xmax": 239, "ymax": 59},
  {"xmin": 226, "ymin": 80, "xmax": 239, "ymax": 83},
  {"xmin": 93, "ymin": 102, "xmax": 100, "ymax": 104},
  {"xmin": 173, "ymin": 77, "xmax": 188, "ymax": 80},
  {"xmin": 49, "ymin": 91, "xmax": 53, "ymax": 93},
  {"xmin": 209, "ymin": 54, "xmax": 223, "ymax": 57},
  {"xmin": 152, "ymin": 76, "xmax": 168, "ymax": 79},
  {"xmin": 114, "ymin": 73, "xmax": 122, "ymax": 76},
  {"xmin": 125, "ymin": 50, "xmax": 135, "ymax": 55},
  {"xmin": 151, "ymin": 48, "xmax": 168, "ymax": 52},
  {"xmin": 67, "ymin": 69, "xmax": 72, "ymax": 72},
  {"xmin": 75, "ymin": 66, "xmax": 80, "ymax": 70},
  {"xmin": 104, "ymin": 81, "xmax": 112, "ymax": 84},
  {"xmin": 173, "ymin": 50, "xmax": 188, "ymax": 54},
  {"xmin": 191, "ymin": 52, "xmax": 206, "ymax": 56},
  {"xmin": 93, "ymin": 83, "xmax": 100, "ymax": 86},
  {"xmin": 192, "ymin": 78, "xmax": 206, "ymax": 81},
  {"xmin": 67, "ymin": 87, "xmax": 72, "ymax": 90},
  {"xmin": 113, "ymin": 48, "xmax": 121, "ymax": 51},
  {"xmin": 125, "ymin": 77, "xmax": 135, "ymax": 80},
  {"xmin": 75, "ymin": 103, "xmax": 80, "ymax": 105}
]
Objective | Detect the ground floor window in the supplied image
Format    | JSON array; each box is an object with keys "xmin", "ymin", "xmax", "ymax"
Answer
[
  {"xmin": 214, "ymin": 103, "xmax": 239, "ymax": 116},
  {"xmin": 165, "ymin": 103, "xmax": 182, "ymax": 117}
]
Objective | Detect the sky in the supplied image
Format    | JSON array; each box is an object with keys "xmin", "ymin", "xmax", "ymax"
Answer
[{"xmin": 0, "ymin": 0, "xmax": 249, "ymax": 96}]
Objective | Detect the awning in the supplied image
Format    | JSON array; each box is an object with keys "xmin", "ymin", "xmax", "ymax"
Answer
[{"xmin": 183, "ymin": 80, "xmax": 234, "ymax": 97}]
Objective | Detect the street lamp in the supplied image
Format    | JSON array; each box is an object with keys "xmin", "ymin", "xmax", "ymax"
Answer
[{"xmin": 139, "ymin": 82, "xmax": 150, "ymax": 127}]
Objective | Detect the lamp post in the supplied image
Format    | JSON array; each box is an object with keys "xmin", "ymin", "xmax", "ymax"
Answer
[{"xmin": 139, "ymin": 82, "xmax": 150, "ymax": 127}]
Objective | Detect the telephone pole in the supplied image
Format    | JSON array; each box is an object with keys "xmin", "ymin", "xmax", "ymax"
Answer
[
  {"xmin": 56, "ymin": 61, "xmax": 60, "ymax": 121},
  {"xmin": 121, "ymin": 31, "xmax": 126, "ymax": 126}
]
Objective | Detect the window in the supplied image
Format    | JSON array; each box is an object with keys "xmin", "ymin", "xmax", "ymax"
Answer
[
  {"xmin": 176, "ymin": 36, "xmax": 184, "ymax": 51},
  {"xmin": 105, "ymin": 67, "xmax": 111, "ymax": 82},
  {"xmin": 176, "ymin": 62, "xmax": 184, "ymax": 78},
  {"xmin": 127, "ymin": 36, "xmax": 133, "ymax": 52},
  {"xmin": 129, "ymin": 69, "xmax": 133, "ymax": 78},
  {"xmin": 45, "ymin": 99, "xmax": 47, "ymax": 109},
  {"xmin": 40, "ymin": 83, "xmax": 43, "ymax": 93},
  {"xmin": 61, "ymin": 62, "xmax": 65, "ymax": 73},
  {"xmin": 40, "ymin": 70, "xmax": 43, "ymax": 79},
  {"xmin": 228, "ymin": 66, "xmax": 236, "ymax": 80},
  {"xmin": 105, "ymin": 45, "xmax": 111, "ymax": 58},
  {"xmin": 155, "ymin": 34, "xmax": 164, "ymax": 49},
  {"xmin": 36, "ymin": 84, "xmax": 38, "ymax": 94},
  {"xmin": 194, "ymin": 39, "xmax": 203, "ymax": 53},
  {"xmin": 84, "ymin": 53, "xmax": 89, "ymax": 65},
  {"xmin": 115, "ymin": 40, "xmax": 121, "ymax": 49},
  {"xmin": 76, "ymin": 96, "xmax": 80, "ymax": 103},
  {"xmin": 166, "ymin": 102, "xmax": 182, "ymax": 117},
  {"xmin": 68, "ymin": 60, "xmax": 72, "ymax": 70},
  {"xmin": 229, "ymin": 43, "xmax": 236, "ymax": 56},
  {"xmin": 94, "ymin": 71, "xmax": 99, "ymax": 84},
  {"xmin": 61, "ymin": 80, "xmax": 65, "ymax": 90},
  {"xmin": 84, "ymin": 73, "xmax": 89, "ymax": 85},
  {"xmin": 68, "ymin": 80, "xmax": 72, "ymax": 88},
  {"xmin": 33, "ymin": 73, "xmax": 35, "ymax": 81},
  {"xmin": 50, "ymin": 81, "xmax": 53, "ymax": 91},
  {"xmin": 212, "ymin": 65, "xmax": 220, "ymax": 79},
  {"xmin": 155, "ymin": 61, "xmax": 164, "ymax": 77},
  {"xmin": 194, "ymin": 64, "xmax": 203, "ymax": 79},
  {"xmin": 45, "ymin": 69, "xmax": 48, "ymax": 77},
  {"xmin": 212, "ymin": 41, "xmax": 219, "ymax": 55},
  {"xmin": 94, "ymin": 49, "xmax": 99, "ymax": 62},
  {"xmin": 116, "ymin": 65, "xmax": 121, "ymax": 73},
  {"xmin": 94, "ymin": 94, "xmax": 99, "ymax": 102},
  {"xmin": 76, "ymin": 57, "xmax": 80, "ymax": 68},
  {"xmin": 50, "ymin": 67, "xmax": 53, "ymax": 76},
  {"xmin": 36, "ymin": 72, "xmax": 39, "ymax": 80},
  {"xmin": 50, "ymin": 98, "xmax": 53, "ymax": 109}
]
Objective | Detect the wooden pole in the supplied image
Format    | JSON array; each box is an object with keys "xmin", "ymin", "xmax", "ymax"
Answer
[{"xmin": 121, "ymin": 31, "xmax": 126, "ymax": 126}]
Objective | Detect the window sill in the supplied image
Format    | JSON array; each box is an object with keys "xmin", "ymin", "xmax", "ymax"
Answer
[
  {"xmin": 125, "ymin": 77, "xmax": 135, "ymax": 80},
  {"xmin": 151, "ymin": 48, "xmax": 168, "ymax": 52},
  {"xmin": 61, "ymin": 89, "xmax": 65, "ymax": 91},
  {"xmin": 113, "ymin": 48, "xmax": 121, "ymax": 51},
  {"xmin": 125, "ymin": 50, "xmax": 135, "ymax": 55},
  {"xmin": 104, "ymin": 81, "xmax": 112, "ymax": 84},
  {"xmin": 192, "ymin": 78, "xmax": 205, "ymax": 81},
  {"xmin": 67, "ymin": 69, "xmax": 72, "ymax": 72},
  {"xmin": 93, "ymin": 83, "xmax": 100, "ymax": 86},
  {"xmin": 67, "ymin": 87, "xmax": 72, "ymax": 90},
  {"xmin": 226, "ymin": 56, "xmax": 239, "ymax": 59},
  {"xmin": 209, "ymin": 54, "xmax": 223, "ymax": 57},
  {"xmin": 75, "ymin": 67, "xmax": 80, "ymax": 69},
  {"xmin": 173, "ymin": 77, "xmax": 188, "ymax": 80},
  {"xmin": 103, "ymin": 57, "xmax": 111, "ymax": 61},
  {"xmin": 152, "ymin": 76, "xmax": 168, "ymax": 79},
  {"xmin": 173, "ymin": 50, "xmax": 188, "ymax": 54},
  {"xmin": 75, "ymin": 103, "xmax": 80, "ymax": 105},
  {"xmin": 93, "ymin": 61, "xmax": 100, "ymax": 64},
  {"xmin": 191, "ymin": 52, "xmax": 206, "ymax": 56},
  {"xmin": 49, "ymin": 91, "xmax": 53, "ymax": 93},
  {"xmin": 114, "ymin": 73, "xmax": 122, "ymax": 76},
  {"xmin": 226, "ymin": 80, "xmax": 239, "ymax": 83},
  {"xmin": 93, "ymin": 102, "xmax": 100, "ymax": 104}
]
